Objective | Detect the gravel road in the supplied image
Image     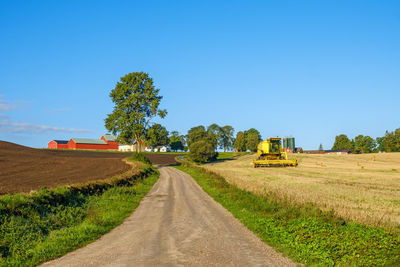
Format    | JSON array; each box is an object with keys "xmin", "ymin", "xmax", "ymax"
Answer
[{"xmin": 41, "ymin": 166, "xmax": 296, "ymax": 266}]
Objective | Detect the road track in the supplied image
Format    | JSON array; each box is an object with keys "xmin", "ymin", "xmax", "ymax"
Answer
[{"xmin": 41, "ymin": 166, "xmax": 295, "ymax": 266}]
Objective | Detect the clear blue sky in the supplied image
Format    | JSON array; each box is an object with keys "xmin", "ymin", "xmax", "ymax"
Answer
[{"xmin": 1, "ymin": 0, "xmax": 399, "ymax": 149}]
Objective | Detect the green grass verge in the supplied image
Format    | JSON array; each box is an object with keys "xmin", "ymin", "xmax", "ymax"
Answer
[
  {"xmin": 216, "ymin": 152, "xmax": 251, "ymax": 160},
  {"xmin": 175, "ymin": 164, "xmax": 400, "ymax": 266},
  {"xmin": 0, "ymin": 161, "xmax": 158, "ymax": 267}
]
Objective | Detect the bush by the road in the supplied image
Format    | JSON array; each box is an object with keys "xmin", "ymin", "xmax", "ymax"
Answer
[
  {"xmin": 188, "ymin": 140, "xmax": 218, "ymax": 163},
  {"xmin": 130, "ymin": 152, "xmax": 151, "ymax": 164}
]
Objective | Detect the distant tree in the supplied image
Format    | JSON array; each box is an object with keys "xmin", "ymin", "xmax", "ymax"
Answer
[
  {"xmin": 245, "ymin": 128, "xmax": 262, "ymax": 141},
  {"xmin": 187, "ymin": 125, "xmax": 217, "ymax": 151},
  {"xmin": 207, "ymin": 124, "xmax": 223, "ymax": 151},
  {"xmin": 384, "ymin": 128, "xmax": 400, "ymax": 152},
  {"xmin": 169, "ymin": 131, "xmax": 184, "ymax": 151},
  {"xmin": 332, "ymin": 134, "xmax": 354, "ymax": 151},
  {"xmin": 189, "ymin": 140, "xmax": 218, "ymax": 163},
  {"xmin": 180, "ymin": 134, "xmax": 188, "ymax": 151},
  {"xmin": 234, "ymin": 131, "xmax": 246, "ymax": 152},
  {"xmin": 376, "ymin": 136, "xmax": 385, "ymax": 152},
  {"xmin": 354, "ymin": 135, "xmax": 376, "ymax": 153},
  {"xmin": 105, "ymin": 72, "xmax": 167, "ymax": 152},
  {"xmin": 247, "ymin": 133, "xmax": 260, "ymax": 152},
  {"xmin": 319, "ymin": 144, "xmax": 324, "ymax": 152},
  {"xmin": 245, "ymin": 128, "xmax": 262, "ymax": 152},
  {"xmin": 207, "ymin": 124, "xmax": 222, "ymax": 137},
  {"xmin": 146, "ymin": 124, "xmax": 169, "ymax": 148},
  {"xmin": 220, "ymin": 125, "xmax": 235, "ymax": 152},
  {"xmin": 187, "ymin": 126, "xmax": 208, "ymax": 147}
]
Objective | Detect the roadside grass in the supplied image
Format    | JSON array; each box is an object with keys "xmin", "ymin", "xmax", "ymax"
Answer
[
  {"xmin": 216, "ymin": 152, "xmax": 251, "ymax": 160},
  {"xmin": 175, "ymin": 163, "xmax": 400, "ymax": 266},
  {"xmin": 0, "ymin": 157, "xmax": 158, "ymax": 267}
]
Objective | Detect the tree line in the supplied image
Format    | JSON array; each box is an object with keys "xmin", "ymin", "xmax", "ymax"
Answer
[
  {"xmin": 332, "ymin": 128, "xmax": 400, "ymax": 153},
  {"xmin": 143, "ymin": 123, "xmax": 263, "ymax": 162}
]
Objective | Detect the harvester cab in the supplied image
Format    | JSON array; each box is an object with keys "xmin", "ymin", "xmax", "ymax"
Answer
[{"xmin": 253, "ymin": 137, "xmax": 298, "ymax": 167}]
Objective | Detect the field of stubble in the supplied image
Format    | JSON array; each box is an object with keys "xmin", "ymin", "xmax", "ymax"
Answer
[{"xmin": 205, "ymin": 152, "xmax": 400, "ymax": 227}]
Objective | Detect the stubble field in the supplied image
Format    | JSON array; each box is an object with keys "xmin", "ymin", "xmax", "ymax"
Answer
[{"xmin": 205, "ymin": 152, "xmax": 400, "ymax": 227}]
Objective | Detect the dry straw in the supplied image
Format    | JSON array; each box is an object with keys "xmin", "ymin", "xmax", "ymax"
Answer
[{"xmin": 204, "ymin": 153, "xmax": 400, "ymax": 228}]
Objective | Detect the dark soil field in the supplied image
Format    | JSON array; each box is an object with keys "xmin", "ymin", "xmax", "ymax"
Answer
[{"xmin": 0, "ymin": 141, "xmax": 182, "ymax": 195}]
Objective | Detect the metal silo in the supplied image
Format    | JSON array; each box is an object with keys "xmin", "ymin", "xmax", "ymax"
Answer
[
  {"xmin": 288, "ymin": 137, "xmax": 295, "ymax": 150},
  {"xmin": 283, "ymin": 137, "xmax": 288, "ymax": 149}
]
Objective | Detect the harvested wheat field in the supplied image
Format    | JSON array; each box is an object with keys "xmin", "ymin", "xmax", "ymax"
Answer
[{"xmin": 204, "ymin": 153, "xmax": 400, "ymax": 228}]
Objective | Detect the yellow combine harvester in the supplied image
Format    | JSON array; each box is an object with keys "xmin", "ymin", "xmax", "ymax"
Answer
[{"xmin": 253, "ymin": 137, "xmax": 298, "ymax": 167}]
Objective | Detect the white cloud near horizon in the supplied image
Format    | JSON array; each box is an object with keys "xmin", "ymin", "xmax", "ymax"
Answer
[
  {"xmin": 0, "ymin": 94, "xmax": 91, "ymax": 134},
  {"xmin": 0, "ymin": 117, "xmax": 92, "ymax": 133},
  {"xmin": 0, "ymin": 96, "xmax": 13, "ymax": 111}
]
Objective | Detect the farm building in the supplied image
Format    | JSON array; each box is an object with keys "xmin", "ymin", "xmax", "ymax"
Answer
[
  {"xmin": 48, "ymin": 140, "xmax": 69, "ymax": 149},
  {"xmin": 153, "ymin": 145, "xmax": 170, "ymax": 152},
  {"xmin": 47, "ymin": 135, "xmax": 120, "ymax": 150},
  {"xmin": 100, "ymin": 134, "xmax": 119, "ymax": 150},
  {"xmin": 303, "ymin": 149, "xmax": 350, "ymax": 154},
  {"xmin": 118, "ymin": 139, "xmax": 146, "ymax": 152},
  {"xmin": 68, "ymin": 138, "xmax": 111, "ymax": 150}
]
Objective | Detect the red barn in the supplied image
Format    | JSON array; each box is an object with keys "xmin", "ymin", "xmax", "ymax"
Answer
[
  {"xmin": 68, "ymin": 138, "xmax": 115, "ymax": 150},
  {"xmin": 101, "ymin": 134, "xmax": 119, "ymax": 150},
  {"xmin": 48, "ymin": 140, "xmax": 69, "ymax": 149}
]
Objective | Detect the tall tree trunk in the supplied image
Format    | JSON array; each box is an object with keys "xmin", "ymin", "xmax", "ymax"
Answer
[{"xmin": 135, "ymin": 134, "xmax": 139, "ymax": 153}]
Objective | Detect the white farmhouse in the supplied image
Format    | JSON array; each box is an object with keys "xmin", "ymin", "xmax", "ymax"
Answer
[
  {"xmin": 119, "ymin": 144, "xmax": 134, "ymax": 152},
  {"xmin": 159, "ymin": 145, "xmax": 171, "ymax": 152},
  {"xmin": 118, "ymin": 140, "xmax": 147, "ymax": 152}
]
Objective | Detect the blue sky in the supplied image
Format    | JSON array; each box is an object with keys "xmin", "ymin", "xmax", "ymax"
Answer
[{"xmin": 0, "ymin": 0, "xmax": 399, "ymax": 149}]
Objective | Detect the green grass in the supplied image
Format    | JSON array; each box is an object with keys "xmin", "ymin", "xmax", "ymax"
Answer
[
  {"xmin": 175, "ymin": 163, "xmax": 400, "ymax": 266},
  {"xmin": 143, "ymin": 151, "xmax": 187, "ymax": 155},
  {"xmin": 216, "ymin": 152, "xmax": 251, "ymax": 160},
  {"xmin": 0, "ymin": 161, "xmax": 158, "ymax": 267}
]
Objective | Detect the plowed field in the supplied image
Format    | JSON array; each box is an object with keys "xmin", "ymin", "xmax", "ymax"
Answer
[{"xmin": 0, "ymin": 141, "xmax": 182, "ymax": 194}]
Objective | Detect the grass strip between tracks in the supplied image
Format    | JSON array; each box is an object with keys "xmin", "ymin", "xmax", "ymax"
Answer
[
  {"xmin": 0, "ymin": 156, "xmax": 159, "ymax": 267},
  {"xmin": 175, "ymin": 163, "xmax": 400, "ymax": 266}
]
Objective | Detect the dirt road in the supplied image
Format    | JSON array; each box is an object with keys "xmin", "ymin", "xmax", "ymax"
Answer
[{"xmin": 42, "ymin": 167, "xmax": 295, "ymax": 266}]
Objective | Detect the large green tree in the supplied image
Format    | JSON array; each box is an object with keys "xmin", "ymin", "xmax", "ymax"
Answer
[
  {"xmin": 246, "ymin": 133, "xmax": 260, "ymax": 152},
  {"xmin": 234, "ymin": 131, "xmax": 246, "ymax": 152},
  {"xmin": 245, "ymin": 128, "xmax": 262, "ymax": 140},
  {"xmin": 245, "ymin": 128, "xmax": 262, "ymax": 152},
  {"xmin": 146, "ymin": 123, "xmax": 169, "ymax": 148},
  {"xmin": 187, "ymin": 126, "xmax": 208, "ymax": 147},
  {"xmin": 169, "ymin": 131, "xmax": 184, "ymax": 151},
  {"xmin": 354, "ymin": 135, "xmax": 376, "ymax": 153},
  {"xmin": 332, "ymin": 134, "xmax": 354, "ymax": 151},
  {"xmin": 384, "ymin": 128, "xmax": 400, "ymax": 152},
  {"xmin": 207, "ymin": 123, "xmax": 223, "ymax": 149},
  {"xmin": 376, "ymin": 136, "xmax": 385, "ymax": 152},
  {"xmin": 187, "ymin": 125, "xmax": 217, "ymax": 149},
  {"xmin": 220, "ymin": 125, "xmax": 235, "ymax": 152},
  {"xmin": 105, "ymin": 72, "xmax": 167, "ymax": 152}
]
